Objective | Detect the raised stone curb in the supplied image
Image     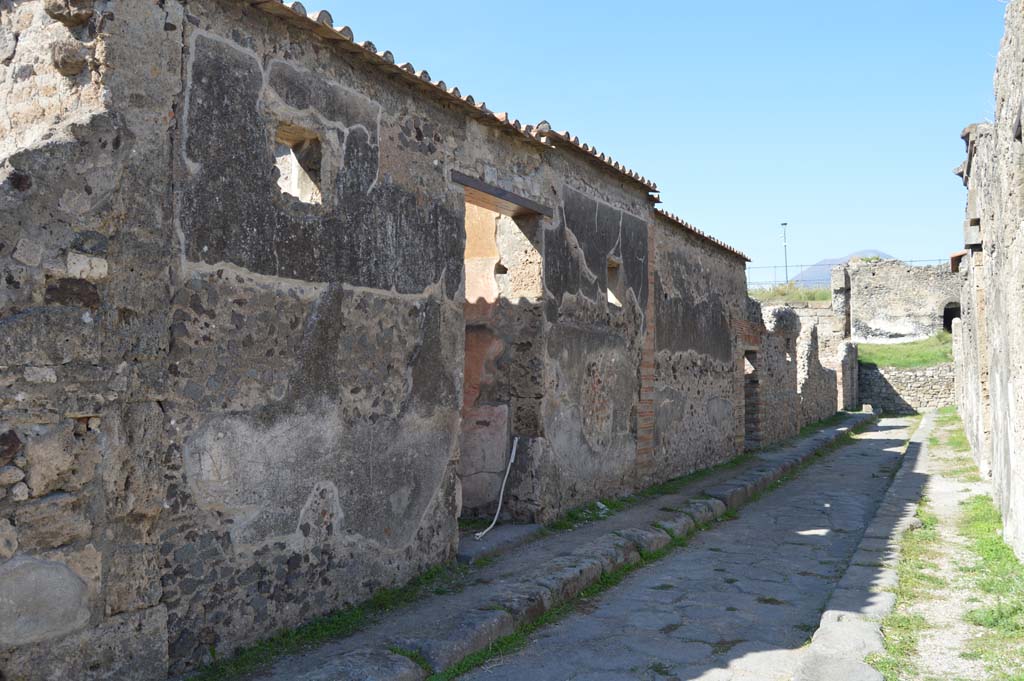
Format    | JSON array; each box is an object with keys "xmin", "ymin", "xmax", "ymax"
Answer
[
  {"xmin": 792, "ymin": 410, "xmax": 935, "ymax": 681},
  {"xmin": 245, "ymin": 411, "xmax": 878, "ymax": 681}
]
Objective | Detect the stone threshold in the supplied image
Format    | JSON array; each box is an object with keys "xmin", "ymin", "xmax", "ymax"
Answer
[
  {"xmin": 792, "ymin": 410, "xmax": 935, "ymax": 681},
  {"xmin": 240, "ymin": 410, "xmax": 879, "ymax": 681}
]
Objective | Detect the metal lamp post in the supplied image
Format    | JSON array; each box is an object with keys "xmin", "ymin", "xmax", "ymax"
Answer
[{"xmin": 781, "ymin": 222, "xmax": 789, "ymax": 284}]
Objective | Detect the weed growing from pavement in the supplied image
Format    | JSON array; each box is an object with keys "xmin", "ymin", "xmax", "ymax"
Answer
[
  {"xmin": 189, "ymin": 413, "xmax": 881, "ymax": 681},
  {"xmin": 388, "ymin": 646, "xmax": 434, "ymax": 673},
  {"xmin": 187, "ymin": 561, "xmax": 473, "ymax": 681},
  {"xmin": 958, "ymin": 494, "xmax": 1024, "ymax": 677},
  {"xmin": 867, "ymin": 501, "xmax": 942, "ymax": 681},
  {"xmin": 546, "ymin": 412, "xmax": 860, "ymax": 532},
  {"xmin": 429, "ymin": 416, "xmax": 889, "ymax": 679}
]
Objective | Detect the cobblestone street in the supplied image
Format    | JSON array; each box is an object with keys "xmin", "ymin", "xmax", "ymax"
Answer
[{"xmin": 461, "ymin": 418, "xmax": 916, "ymax": 681}]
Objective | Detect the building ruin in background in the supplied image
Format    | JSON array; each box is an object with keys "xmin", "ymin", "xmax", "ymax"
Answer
[{"xmin": 0, "ymin": 1, "xmax": 851, "ymax": 677}]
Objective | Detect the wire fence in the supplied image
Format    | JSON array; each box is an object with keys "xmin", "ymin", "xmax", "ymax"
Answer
[{"xmin": 746, "ymin": 259, "xmax": 948, "ymax": 289}]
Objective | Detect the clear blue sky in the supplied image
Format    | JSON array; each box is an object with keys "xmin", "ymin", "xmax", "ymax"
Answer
[{"xmin": 318, "ymin": 0, "xmax": 1007, "ymax": 280}]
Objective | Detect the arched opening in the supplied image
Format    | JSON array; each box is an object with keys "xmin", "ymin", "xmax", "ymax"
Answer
[{"xmin": 943, "ymin": 302, "xmax": 961, "ymax": 333}]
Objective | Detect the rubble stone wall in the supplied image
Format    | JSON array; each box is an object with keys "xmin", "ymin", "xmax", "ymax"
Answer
[
  {"xmin": 789, "ymin": 300, "xmax": 858, "ymax": 411},
  {"xmin": 752, "ymin": 305, "xmax": 801, "ymax": 447},
  {"xmin": 648, "ymin": 216, "xmax": 748, "ymax": 479},
  {"xmin": 0, "ymin": 0, "xmax": 838, "ymax": 678},
  {"xmin": 954, "ymin": 0, "xmax": 1024, "ymax": 559},
  {"xmin": 846, "ymin": 259, "xmax": 962, "ymax": 343},
  {"xmin": 858, "ymin": 363, "xmax": 955, "ymax": 414},
  {"xmin": 796, "ymin": 326, "xmax": 839, "ymax": 427}
]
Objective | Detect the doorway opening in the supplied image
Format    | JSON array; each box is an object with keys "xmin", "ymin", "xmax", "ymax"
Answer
[
  {"xmin": 943, "ymin": 302, "xmax": 961, "ymax": 333},
  {"xmin": 453, "ymin": 171, "xmax": 550, "ymax": 520},
  {"xmin": 743, "ymin": 351, "xmax": 762, "ymax": 451}
]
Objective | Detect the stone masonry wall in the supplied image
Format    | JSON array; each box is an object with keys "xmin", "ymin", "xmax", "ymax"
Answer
[
  {"xmin": 954, "ymin": 0, "xmax": 1024, "ymax": 560},
  {"xmin": 859, "ymin": 363, "xmax": 955, "ymax": 414},
  {"xmin": 796, "ymin": 326, "xmax": 839, "ymax": 427},
  {"xmin": 846, "ymin": 259, "xmax": 962, "ymax": 343},
  {"xmin": 648, "ymin": 215, "xmax": 748, "ymax": 479},
  {"xmin": 0, "ymin": 1, "xmax": 837, "ymax": 678},
  {"xmin": 789, "ymin": 300, "xmax": 858, "ymax": 411}
]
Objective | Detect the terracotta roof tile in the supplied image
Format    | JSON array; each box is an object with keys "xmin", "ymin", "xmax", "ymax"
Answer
[
  {"xmin": 655, "ymin": 209, "xmax": 749, "ymax": 262},
  {"xmin": 244, "ymin": 1, "xmax": 747, "ymax": 259},
  {"xmin": 245, "ymin": 0, "xmax": 655, "ymax": 190}
]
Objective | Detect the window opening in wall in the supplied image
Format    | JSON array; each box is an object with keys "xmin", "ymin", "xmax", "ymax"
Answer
[
  {"xmin": 274, "ymin": 123, "xmax": 322, "ymax": 205},
  {"xmin": 607, "ymin": 257, "xmax": 623, "ymax": 308},
  {"xmin": 943, "ymin": 302, "xmax": 961, "ymax": 333}
]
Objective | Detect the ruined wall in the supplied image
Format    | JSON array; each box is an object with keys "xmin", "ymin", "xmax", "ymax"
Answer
[
  {"xmin": 859, "ymin": 363, "xmax": 955, "ymax": 414},
  {"xmin": 753, "ymin": 305, "xmax": 801, "ymax": 447},
  {"xmin": 836, "ymin": 342, "xmax": 860, "ymax": 412},
  {"xmin": 648, "ymin": 216, "xmax": 747, "ymax": 478},
  {"xmin": 0, "ymin": 1, "xmax": 183, "ymax": 677},
  {"xmin": 0, "ymin": 0, "xmax": 828, "ymax": 677},
  {"xmin": 796, "ymin": 326, "xmax": 838, "ymax": 427},
  {"xmin": 846, "ymin": 259, "xmax": 962, "ymax": 343},
  {"xmin": 954, "ymin": 0, "xmax": 1024, "ymax": 559},
  {"xmin": 161, "ymin": 2, "xmax": 477, "ymax": 669},
  {"xmin": 0, "ymin": 1, "xmax": 676, "ymax": 674},
  {"xmin": 511, "ymin": 182, "xmax": 651, "ymax": 522},
  {"xmin": 789, "ymin": 300, "xmax": 855, "ymax": 412}
]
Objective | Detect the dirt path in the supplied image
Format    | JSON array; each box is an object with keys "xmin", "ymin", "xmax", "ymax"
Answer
[{"xmin": 890, "ymin": 415, "xmax": 991, "ymax": 681}]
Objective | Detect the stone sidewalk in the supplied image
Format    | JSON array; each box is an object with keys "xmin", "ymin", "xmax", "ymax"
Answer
[
  {"xmin": 791, "ymin": 412, "xmax": 934, "ymax": 681},
  {"xmin": 458, "ymin": 416, "xmax": 918, "ymax": 681},
  {"xmin": 241, "ymin": 411, "xmax": 880, "ymax": 681}
]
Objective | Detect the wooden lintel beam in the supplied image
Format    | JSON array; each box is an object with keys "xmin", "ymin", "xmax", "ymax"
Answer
[{"xmin": 450, "ymin": 170, "xmax": 554, "ymax": 218}]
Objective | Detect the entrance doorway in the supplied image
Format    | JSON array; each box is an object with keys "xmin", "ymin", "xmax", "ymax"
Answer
[
  {"xmin": 452, "ymin": 171, "xmax": 550, "ymax": 519},
  {"xmin": 743, "ymin": 351, "xmax": 762, "ymax": 451},
  {"xmin": 943, "ymin": 302, "xmax": 961, "ymax": 333}
]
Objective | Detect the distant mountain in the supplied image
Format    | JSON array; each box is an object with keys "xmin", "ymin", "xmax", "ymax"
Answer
[{"xmin": 789, "ymin": 250, "xmax": 895, "ymax": 288}]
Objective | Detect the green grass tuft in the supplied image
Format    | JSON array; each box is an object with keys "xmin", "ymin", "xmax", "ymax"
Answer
[
  {"xmin": 858, "ymin": 332, "xmax": 953, "ymax": 369},
  {"xmin": 388, "ymin": 646, "xmax": 434, "ymax": 673},
  {"xmin": 957, "ymin": 494, "xmax": 1024, "ymax": 677},
  {"xmin": 187, "ymin": 562, "xmax": 471, "ymax": 681},
  {"xmin": 868, "ymin": 502, "xmax": 942, "ymax": 680},
  {"xmin": 748, "ymin": 284, "xmax": 831, "ymax": 303}
]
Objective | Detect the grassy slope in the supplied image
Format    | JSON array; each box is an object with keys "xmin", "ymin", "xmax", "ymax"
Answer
[{"xmin": 858, "ymin": 332, "xmax": 953, "ymax": 369}]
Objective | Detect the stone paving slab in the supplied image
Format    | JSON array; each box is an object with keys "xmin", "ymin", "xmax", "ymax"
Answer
[
  {"xmin": 457, "ymin": 415, "xmax": 913, "ymax": 681},
  {"xmin": 242, "ymin": 411, "xmax": 878, "ymax": 681},
  {"xmin": 792, "ymin": 410, "xmax": 934, "ymax": 681}
]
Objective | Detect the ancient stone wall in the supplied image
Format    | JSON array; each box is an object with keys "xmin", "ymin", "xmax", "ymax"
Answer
[
  {"xmin": 796, "ymin": 326, "xmax": 839, "ymax": 427},
  {"xmin": 845, "ymin": 259, "xmax": 962, "ymax": 343},
  {"xmin": 788, "ymin": 300, "xmax": 857, "ymax": 411},
  {"xmin": 752, "ymin": 305, "xmax": 801, "ymax": 446},
  {"xmin": 648, "ymin": 215, "xmax": 748, "ymax": 478},
  {"xmin": 858, "ymin": 363, "xmax": 955, "ymax": 414},
  {"xmin": 0, "ymin": 1, "xmax": 185, "ymax": 677},
  {"xmin": 954, "ymin": 0, "xmax": 1024, "ymax": 559},
  {"xmin": 0, "ymin": 1, "xmax": 837, "ymax": 678}
]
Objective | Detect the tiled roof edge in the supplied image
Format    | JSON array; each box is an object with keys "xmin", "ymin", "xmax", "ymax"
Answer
[
  {"xmin": 654, "ymin": 209, "xmax": 750, "ymax": 262},
  {"xmin": 243, "ymin": 1, "xmax": 658, "ymax": 192}
]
